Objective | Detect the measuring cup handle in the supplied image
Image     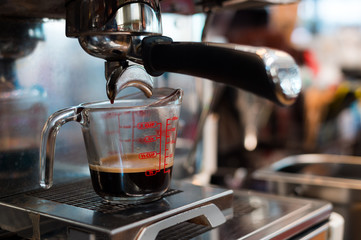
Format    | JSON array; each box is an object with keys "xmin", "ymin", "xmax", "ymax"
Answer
[{"xmin": 39, "ymin": 106, "xmax": 83, "ymax": 189}]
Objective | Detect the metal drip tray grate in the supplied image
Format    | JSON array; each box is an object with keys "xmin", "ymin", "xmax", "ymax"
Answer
[
  {"xmin": 0, "ymin": 180, "xmax": 235, "ymax": 239},
  {"xmin": 26, "ymin": 179, "xmax": 181, "ymax": 214}
]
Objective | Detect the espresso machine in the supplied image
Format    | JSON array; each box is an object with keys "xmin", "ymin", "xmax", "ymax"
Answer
[{"xmin": 0, "ymin": 0, "xmax": 337, "ymax": 239}]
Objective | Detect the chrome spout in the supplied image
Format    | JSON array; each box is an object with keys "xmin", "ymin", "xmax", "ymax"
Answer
[{"xmin": 105, "ymin": 61, "xmax": 153, "ymax": 103}]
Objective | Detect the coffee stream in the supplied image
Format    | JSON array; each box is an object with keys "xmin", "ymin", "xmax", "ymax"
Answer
[{"xmin": 89, "ymin": 154, "xmax": 173, "ymax": 198}]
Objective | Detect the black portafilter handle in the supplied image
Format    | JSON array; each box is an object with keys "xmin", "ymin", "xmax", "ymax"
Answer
[{"xmin": 141, "ymin": 36, "xmax": 302, "ymax": 106}]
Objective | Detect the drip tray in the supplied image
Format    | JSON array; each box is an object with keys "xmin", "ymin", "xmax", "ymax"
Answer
[{"xmin": 0, "ymin": 179, "xmax": 233, "ymax": 239}]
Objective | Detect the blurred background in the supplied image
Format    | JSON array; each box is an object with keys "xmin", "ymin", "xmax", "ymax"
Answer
[{"xmin": 204, "ymin": 0, "xmax": 361, "ymax": 189}]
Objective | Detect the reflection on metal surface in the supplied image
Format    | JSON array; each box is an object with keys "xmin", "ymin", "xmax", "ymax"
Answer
[
  {"xmin": 137, "ymin": 204, "xmax": 226, "ymax": 239},
  {"xmin": 254, "ymin": 154, "xmax": 361, "ymax": 190},
  {"xmin": 253, "ymin": 154, "xmax": 361, "ymax": 240},
  {"xmin": 209, "ymin": 191, "xmax": 331, "ymax": 239},
  {"xmin": 231, "ymin": 44, "xmax": 302, "ymax": 105},
  {"xmin": 106, "ymin": 63, "xmax": 154, "ymax": 102}
]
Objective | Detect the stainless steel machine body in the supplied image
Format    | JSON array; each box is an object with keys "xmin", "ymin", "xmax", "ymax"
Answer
[
  {"xmin": 63, "ymin": 0, "xmax": 302, "ymax": 105},
  {"xmin": 0, "ymin": 178, "xmax": 332, "ymax": 239},
  {"xmin": 253, "ymin": 154, "xmax": 361, "ymax": 240}
]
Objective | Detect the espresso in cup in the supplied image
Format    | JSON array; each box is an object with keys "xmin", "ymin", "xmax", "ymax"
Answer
[{"xmin": 89, "ymin": 153, "xmax": 173, "ymax": 202}]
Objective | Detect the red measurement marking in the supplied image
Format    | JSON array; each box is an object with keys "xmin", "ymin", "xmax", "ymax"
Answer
[
  {"xmin": 138, "ymin": 151, "xmax": 157, "ymax": 159},
  {"xmin": 163, "ymin": 163, "xmax": 170, "ymax": 173},
  {"xmin": 144, "ymin": 135, "xmax": 158, "ymax": 143},
  {"xmin": 132, "ymin": 112, "xmax": 135, "ymax": 152},
  {"xmin": 145, "ymin": 169, "xmax": 159, "ymax": 176},
  {"xmin": 136, "ymin": 121, "xmax": 158, "ymax": 130},
  {"xmin": 145, "ymin": 167, "xmax": 171, "ymax": 176}
]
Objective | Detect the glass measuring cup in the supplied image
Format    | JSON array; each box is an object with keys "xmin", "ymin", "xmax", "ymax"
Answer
[{"xmin": 40, "ymin": 88, "xmax": 183, "ymax": 203}]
